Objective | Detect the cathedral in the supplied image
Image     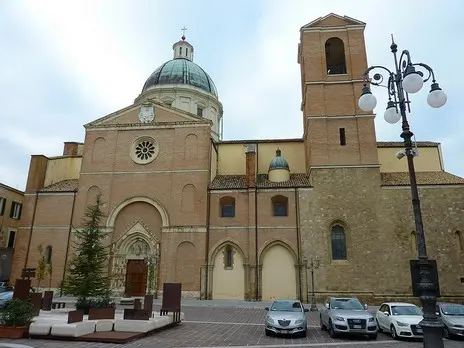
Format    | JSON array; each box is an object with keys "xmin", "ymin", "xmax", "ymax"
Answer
[{"xmin": 10, "ymin": 13, "xmax": 464, "ymax": 303}]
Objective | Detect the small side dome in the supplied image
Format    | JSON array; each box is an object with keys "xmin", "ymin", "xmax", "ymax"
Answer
[{"xmin": 268, "ymin": 148, "xmax": 290, "ymax": 182}]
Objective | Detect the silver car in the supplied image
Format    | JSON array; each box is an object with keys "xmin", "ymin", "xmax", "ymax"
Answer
[
  {"xmin": 265, "ymin": 299, "xmax": 309, "ymax": 337},
  {"xmin": 320, "ymin": 296, "xmax": 378, "ymax": 339},
  {"xmin": 437, "ymin": 302, "xmax": 464, "ymax": 339}
]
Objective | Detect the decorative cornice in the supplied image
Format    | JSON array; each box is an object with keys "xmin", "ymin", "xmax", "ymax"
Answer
[{"xmin": 85, "ymin": 120, "xmax": 211, "ymax": 131}]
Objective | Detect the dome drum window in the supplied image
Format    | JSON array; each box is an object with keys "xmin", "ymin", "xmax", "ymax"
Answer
[{"xmin": 130, "ymin": 136, "xmax": 159, "ymax": 164}]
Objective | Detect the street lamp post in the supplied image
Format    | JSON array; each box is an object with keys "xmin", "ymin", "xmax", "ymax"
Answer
[
  {"xmin": 306, "ymin": 257, "xmax": 320, "ymax": 311},
  {"xmin": 358, "ymin": 36, "xmax": 447, "ymax": 348}
]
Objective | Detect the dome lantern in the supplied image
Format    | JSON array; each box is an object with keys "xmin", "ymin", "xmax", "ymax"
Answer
[
  {"xmin": 172, "ymin": 27, "xmax": 194, "ymax": 61},
  {"xmin": 268, "ymin": 148, "xmax": 290, "ymax": 182}
]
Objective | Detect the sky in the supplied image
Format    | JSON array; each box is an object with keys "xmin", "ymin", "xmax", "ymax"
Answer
[{"xmin": 0, "ymin": 0, "xmax": 463, "ymax": 191}]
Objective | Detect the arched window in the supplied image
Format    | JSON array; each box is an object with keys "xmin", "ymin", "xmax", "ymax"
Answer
[
  {"xmin": 325, "ymin": 37, "xmax": 347, "ymax": 75},
  {"xmin": 219, "ymin": 196, "xmax": 235, "ymax": 217},
  {"xmin": 46, "ymin": 245, "xmax": 52, "ymax": 264},
  {"xmin": 456, "ymin": 231, "xmax": 463, "ymax": 251},
  {"xmin": 411, "ymin": 231, "xmax": 417, "ymax": 252},
  {"xmin": 272, "ymin": 195, "xmax": 288, "ymax": 216},
  {"xmin": 331, "ymin": 224, "xmax": 347, "ymax": 260},
  {"xmin": 224, "ymin": 245, "xmax": 234, "ymax": 269}
]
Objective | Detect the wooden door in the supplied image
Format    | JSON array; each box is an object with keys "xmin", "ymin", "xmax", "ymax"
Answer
[{"xmin": 125, "ymin": 260, "xmax": 148, "ymax": 296}]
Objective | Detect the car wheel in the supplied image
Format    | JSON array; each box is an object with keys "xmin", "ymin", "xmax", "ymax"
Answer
[
  {"xmin": 320, "ymin": 315, "xmax": 326, "ymax": 330},
  {"xmin": 300, "ymin": 329, "xmax": 307, "ymax": 338},
  {"xmin": 443, "ymin": 325, "xmax": 450, "ymax": 339},
  {"xmin": 376, "ymin": 319, "xmax": 382, "ymax": 332},
  {"xmin": 265, "ymin": 329, "xmax": 271, "ymax": 337},
  {"xmin": 328, "ymin": 320, "xmax": 337, "ymax": 338},
  {"xmin": 390, "ymin": 325, "xmax": 398, "ymax": 340}
]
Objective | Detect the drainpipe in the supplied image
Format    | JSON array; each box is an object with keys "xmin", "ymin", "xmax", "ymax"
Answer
[
  {"xmin": 24, "ymin": 192, "xmax": 39, "ymax": 269},
  {"xmin": 61, "ymin": 190, "xmax": 77, "ymax": 296},
  {"xmin": 294, "ymin": 188, "xmax": 303, "ymax": 302},
  {"xmin": 255, "ymin": 143, "xmax": 259, "ymax": 301}
]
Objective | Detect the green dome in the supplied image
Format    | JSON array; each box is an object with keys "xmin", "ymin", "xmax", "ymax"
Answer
[
  {"xmin": 142, "ymin": 58, "xmax": 218, "ymax": 97},
  {"xmin": 269, "ymin": 149, "xmax": 289, "ymax": 171}
]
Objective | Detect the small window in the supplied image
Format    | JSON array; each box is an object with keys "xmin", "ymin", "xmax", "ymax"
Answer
[
  {"xmin": 7, "ymin": 231, "xmax": 16, "ymax": 248},
  {"xmin": 219, "ymin": 196, "xmax": 235, "ymax": 217},
  {"xmin": 186, "ymin": 48, "xmax": 188, "ymax": 56},
  {"xmin": 0, "ymin": 197, "xmax": 5, "ymax": 216},
  {"xmin": 272, "ymin": 195, "xmax": 288, "ymax": 217},
  {"xmin": 224, "ymin": 246, "xmax": 233, "ymax": 269},
  {"xmin": 331, "ymin": 224, "xmax": 347, "ymax": 260},
  {"xmin": 461, "ymin": 277, "xmax": 464, "ymax": 283},
  {"xmin": 180, "ymin": 47, "xmax": 182, "ymax": 55},
  {"xmin": 411, "ymin": 231, "xmax": 417, "ymax": 252},
  {"xmin": 456, "ymin": 231, "xmax": 463, "ymax": 251},
  {"xmin": 197, "ymin": 107, "xmax": 203, "ymax": 117},
  {"xmin": 46, "ymin": 246, "xmax": 52, "ymax": 264},
  {"xmin": 339, "ymin": 128, "xmax": 346, "ymax": 146},
  {"xmin": 10, "ymin": 201, "xmax": 22, "ymax": 220}
]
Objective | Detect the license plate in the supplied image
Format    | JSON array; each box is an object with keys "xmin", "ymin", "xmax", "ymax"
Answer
[
  {"xmin": 416, "ymin": 329, "xmax": 422, "ymax": 333},
  {"xmin": 354, "ymin": 325, "xmax": 362, "ymax": 329}
]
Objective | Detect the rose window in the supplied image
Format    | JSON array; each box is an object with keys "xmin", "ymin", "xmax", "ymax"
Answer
[
  {"xmin": 130, "ymin": 136, "xmax": 159, "ymax": 164},
  {"xmin": 135, "ymin": 140, "xmax": 155, "ymax": 160}
]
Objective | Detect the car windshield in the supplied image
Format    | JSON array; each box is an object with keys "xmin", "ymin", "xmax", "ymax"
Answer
[
  {"xmin": 270, "ymin": 301, "xmax": 302, "ymax": 312},
  {"xmin": 331, "ymin": 298, "xmax": 364, "ymax": 310},
  {"xmin": 0, "ymin": 291, "xmax": 12, "ymax": 299},
  {"xmin": 441, "ymin": 305, "xmax": 464, "ymax": 316},
  {"xmin": 391, "ymin": 305, "xmax": 422, "ymax": 316}
]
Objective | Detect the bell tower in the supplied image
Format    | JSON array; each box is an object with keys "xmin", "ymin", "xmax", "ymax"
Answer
[{"xmin": 298, "ymin": 13, "xmax": 379, "ymax": 170}]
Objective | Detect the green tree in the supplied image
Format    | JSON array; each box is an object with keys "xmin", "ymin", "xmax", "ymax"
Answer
[
  {"xmin": 36, "ymin": 244, "xmax": 47, "ymax": 291},
  {"xmin": 47, "ymin": 260, "xmax": 53, "ymax": 290},
  {"xmin": 63, "ymin": 194, "xmax": 111, "ymax": 303}
]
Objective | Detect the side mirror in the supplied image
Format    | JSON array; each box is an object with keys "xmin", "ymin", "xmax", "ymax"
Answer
[
  {"xmin": 265, "ymin": 306, "xmax": 269, "ymax": 311},
  {"xmin": 325, "ymin": 303, "xmax": 330, "ymax": 309},
  {"xmin": 383, "ymin": 311, "xmax": 389, "ymax": 316},
  {"xmin": 363, "ymin": 304, "xmax": 368, "ymax": 310},
  {"xmin": 435, "ymin": 311, "xmax": 440, "ymax": 316},
  {"xmin": 304, "ymin": 308, "xmax": 309, "ymax": 312}
]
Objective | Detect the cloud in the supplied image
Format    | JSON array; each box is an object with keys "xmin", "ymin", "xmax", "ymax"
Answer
[{"xmin": 0, "ymin": 0, "xmax": 462, "ymax": 190}]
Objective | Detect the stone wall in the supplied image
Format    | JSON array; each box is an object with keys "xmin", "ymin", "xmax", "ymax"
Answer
[{"xmin": 299, "ymin": 167, "xmax": 464, "ymax": 303}]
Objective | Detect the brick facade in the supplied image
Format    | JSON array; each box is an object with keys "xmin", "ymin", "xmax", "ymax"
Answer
[{"xmin": 8, "ymin": 13, "xmax": 464, "ymax": 303}]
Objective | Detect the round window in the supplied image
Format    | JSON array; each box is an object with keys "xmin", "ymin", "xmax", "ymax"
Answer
[{"xmin": 130, "ymin": 136, "xmax": 159, "ymax": 164}]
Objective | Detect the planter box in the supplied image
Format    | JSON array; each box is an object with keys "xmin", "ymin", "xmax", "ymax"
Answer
[{"xmin": 0, "ymin": 325, "xmax": 29, "ymax": 339}]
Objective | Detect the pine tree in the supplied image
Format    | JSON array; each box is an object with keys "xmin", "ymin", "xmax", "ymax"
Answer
[{"xmin": 63, "ymin": 194, "xmax": 111, "ymax": 304}]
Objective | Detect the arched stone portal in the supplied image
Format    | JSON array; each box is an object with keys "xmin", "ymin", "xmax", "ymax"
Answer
[{"xmin": 108, "ymin": 198, "xmax": 166, "ymax": 296}]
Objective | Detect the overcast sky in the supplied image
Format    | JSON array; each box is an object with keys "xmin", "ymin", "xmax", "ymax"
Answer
[{"xmin": 1, "ymin": 0, "xmax": 462, "ymax": 191}]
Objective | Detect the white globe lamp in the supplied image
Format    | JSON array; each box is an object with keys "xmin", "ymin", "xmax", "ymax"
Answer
[
  {"xmin": 427, "ymin": 83, "xmax": 447, "ymax": 108},
  {"xmin": 402, "ymin": 66, "xmax": 424, "ymax": 94},
  {"xmin": 384, "ymin": 101, "xmax": 401, "ymax": 124},
  {"xmin": 358, "ymin": 86, "xmax": 377, "ymax": 112}
]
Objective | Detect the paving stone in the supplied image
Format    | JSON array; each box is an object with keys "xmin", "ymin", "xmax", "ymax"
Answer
[{"xmin": 1, "ymin": 305, "xmax": 462, "ymax": 348}]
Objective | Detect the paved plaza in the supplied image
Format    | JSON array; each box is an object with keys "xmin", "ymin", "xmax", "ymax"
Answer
[{"xmin": 0, "ymin": 301, "xmax": 462, "ymax": 348}]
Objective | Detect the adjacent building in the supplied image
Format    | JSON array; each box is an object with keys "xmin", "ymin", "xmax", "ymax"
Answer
[
  {"xmin": 0, "ymin": 182, "xmax": 24, "ymax": 282},
  {"xmin": 10, "ymin": 13, "xmax": 464, "ymax": 303}
]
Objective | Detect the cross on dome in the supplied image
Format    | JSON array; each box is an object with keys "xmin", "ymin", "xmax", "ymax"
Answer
[{"xmin": 181, "ymin": 26, "xmax": 187, "ymax": 40}]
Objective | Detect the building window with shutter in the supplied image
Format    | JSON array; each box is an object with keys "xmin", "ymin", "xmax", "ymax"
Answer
[
  {"xmin": 0, "ymin": 197, "xmax": 5, "ymax": 216},
  {"xmin": 10, "ymin": 201, "xmax": 22, "ymax": 220}
]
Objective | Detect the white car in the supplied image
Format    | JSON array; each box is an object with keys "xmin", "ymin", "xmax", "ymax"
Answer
[{"xmin": 375, "ymin": 302, "xmax": 424, "ymax": 339}]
